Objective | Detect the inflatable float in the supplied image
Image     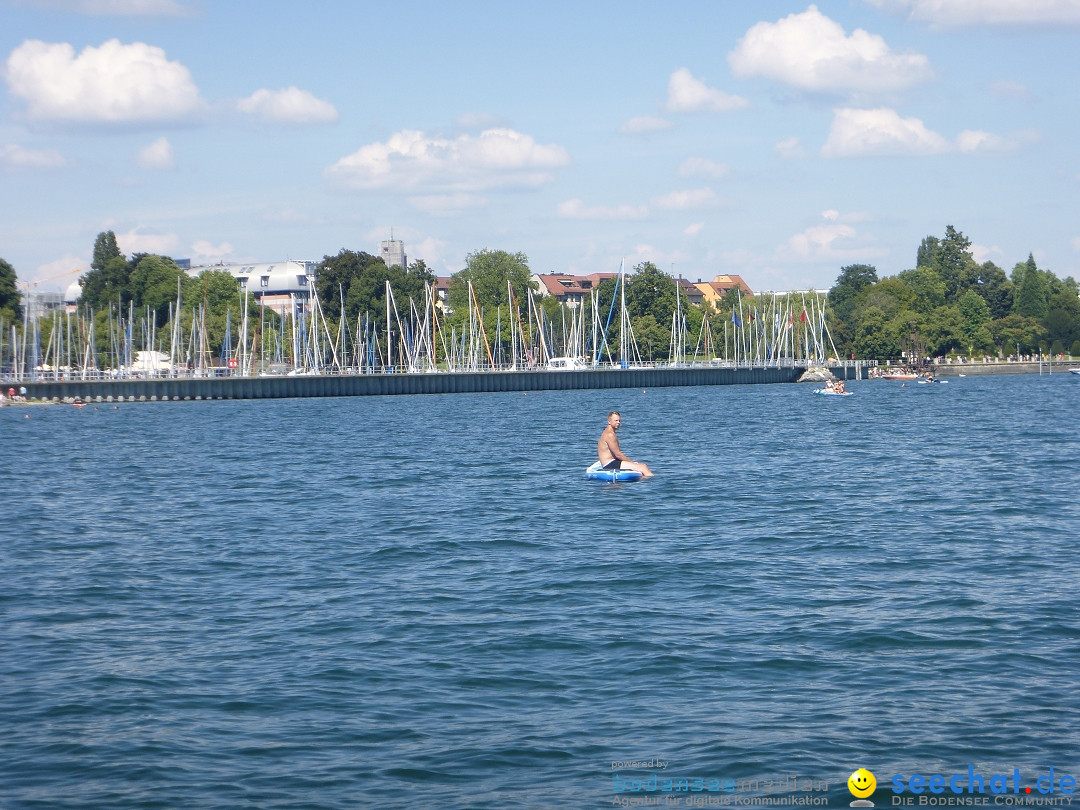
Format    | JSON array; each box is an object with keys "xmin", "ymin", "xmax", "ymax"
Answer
[
  {"xmin": 585, "ymin": 461, "xmax": 644, "ymax": 482},
  {"xmin": 813, "ymin": 389, "xmax": 853, "ymax": 397}
]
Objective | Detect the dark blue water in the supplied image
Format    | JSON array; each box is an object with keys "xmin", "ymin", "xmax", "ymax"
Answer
[{"xmin": 3, "ymin": 374, "xmax": 1079, "ymax": 809}]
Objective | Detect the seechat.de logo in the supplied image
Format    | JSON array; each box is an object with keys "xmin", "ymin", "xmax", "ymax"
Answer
[{"xmin": 850, "ymin": 768, "xmax": 877, "ymax": 807}]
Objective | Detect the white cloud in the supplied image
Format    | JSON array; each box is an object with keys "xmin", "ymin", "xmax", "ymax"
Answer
[
  {"xmin": 325, "ymin": 128, "xmax": 570, "ymax": 191},
  {"xmin": 822, "ymin": 108, "xmax": 1035, "ymax": 157},
  {"xmin": 190, "ymin": 240, "xmax": 235, "ymax": 263},
  {"xmin": 956, "ymin": 128, "xmax": 1037, "ymax": 153},
  {"xmin": 785, "ymin": 223, "xmax": 858, "ymax": 258},
  {"xmin": 1072, "ymin": 237, "xmax": 1080, "ymax": 252},
  {"xmin": 136, "ymin": 136, "xmax": 174, "ymax": 169},
  {"xmin": 556, "ymin": 198, "xmax": 649, "ymax": 220},
  {"xmin": 774, "ymin": 136, "xmax": 807, "ymax": 159},
  {"xmin": 821, "ymin": 107, "xmax": 950, "ymax": 156},
  {"xmin": 652, "ymin": 187, "xmax": 717, "ymax": 211},
  {"xmin": 409, "ymin": 193, "xmax": 489, "ymax": 217},
  {"xmin": 729, "ymin": 5, "xmax": 933, "ymax": 93},
  {"xmin": 971, "ymin": 243, "xmax": 1005, "ymax": 264},
  {"xmin": 864, "ymin": 0, "xmax": 1080, "ymax": 26},
  {"xmin": 115, "ymin": 228, "xmax": 180, "ymax": 256},
  {"xmin": 13, "ymin": 0, "xmax": 194, "ymax": 15},
  {"xmin": 620, "ymin": 115, "xmax": 673, "ymax": 134},
  {"xmin": 779, "ymin": 211, "xmax": 885, "ymax": 262},
  {"xmin": 990, "ymin": 79, "xmax": 1034, "ymax": 101},
  {"xmin": 684, "ymin": 222, "xmax": 705, "ymax": 237},
  {"xmin": 666, "ymin": 68, "xmax": 749, "ymax": 113},
  {"xmin": 237, "ymin": 87, "xmax": 338, "ymax": 125},
  {"xmin": 27, "ymin": 255, "xmax": 86, "ymax": 288},
  {"xmin": 1, "ymin": 142, "xmax": 66, "ymax": 169},
  {"xmin": 678, "ymin": 157, "xmax": 730, "ymax": 179},
  {"xmin": 405, "ymin": 236, "xmax": 449, "ymax": 272},
  {"xmin": 4, "ymin": 39, "xmax": 202, "ymax": 123}
]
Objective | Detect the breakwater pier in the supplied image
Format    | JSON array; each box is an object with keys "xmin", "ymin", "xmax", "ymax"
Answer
[{"xmin": 6, "ymin": 363, "xmax": 854, "ymax": 403}]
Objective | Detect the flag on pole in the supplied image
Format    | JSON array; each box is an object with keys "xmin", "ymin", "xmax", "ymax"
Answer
[
  {"xmin": 800, "ymin": 310, "xmax": 808, "ymax": 323},
  {"xmin": 732, "ymin": 310, "xmax": 743, "ymax": 328}
]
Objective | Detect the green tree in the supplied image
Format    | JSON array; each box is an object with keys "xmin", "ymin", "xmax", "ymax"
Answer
[
  {"xmin": 969, "ymin": 261, "xmax": 1013, "ymax": 319},
  {"xmin": 179, "ymin": 270, "xmax": 257, "ymax": 358},
  {"xmin": 957, "ymin": 289, "xmax": 995, "ymax": 355},
  {"xmin": 0, "ymin": 257, "xmax": 23, "ymax": 321},
  {"xmin": 1012, "ymin": 262, "xmax": 1050, "ymax": 320},
  {"xmin": 631, "ymin": 314, "xmax": 667, "ymax": 361},
  {"xmin": 924, "ymin": 306, "xmax": 965, "ymax": 355},
  {"xmin": 344, "ymin": 258, "xmax": 435, "ymax": 347},
  {"xmin": 625, "ymin": 262, "xmax": 688, "ymax": 324},
  {"xmin": 448, "ymin": 249, "xmax": 531, "ymax": 314},
  {"xmin": 1010, "ymin": 253, "xmax": 1037, "ymax": 287},
  {"xmin": 130, "ymin": 254, "xmax": 186, "ymax": 327},
  {"xmin": 315, "ymin": 249, "xmax": 385, "ymax": 323},
  {"xmin": 79, "ymin": 254, "xmax": 131, "ymax": 312},
  {"xmin": 937, "ymin": 225, "xmax": 976, "ymax": 300},
  {"xmin": 853, "ymin": 306, "xmax": 898, "ymax": 361},
  {"xmin": 1044, "ymin": 287, "xmax": 1080, "ymax": 349},
  {"xmin": 829, "ymin": 264, "xmax": 878, "ymax": 323},
  {"xmin": 991, "ymin": 313, "xmax": 1046, "ymax": 355},
  {"xmin": 897, "ymin": 265, "xmax": 946, "ymax": 314},
  {"xmin": 91, "ymin": 231, "xmax": 122, "ymax": 272},
  {"xmin": 859, "ymin": 277, "xmax": 913, "ymax": 320},
  {"xmin": 915, "ymin": 236, "xmax": 940, "ymax": 272}
]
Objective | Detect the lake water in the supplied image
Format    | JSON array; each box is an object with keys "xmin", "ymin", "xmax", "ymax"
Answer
[{"xmin": 2, "ymin": 373, "xmax": 1079, "ymax": 809}]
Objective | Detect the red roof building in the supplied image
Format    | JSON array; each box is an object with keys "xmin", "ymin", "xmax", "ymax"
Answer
[{"xmin": 530, "ymin": 272, "xmax": 618, "ymax": 306}]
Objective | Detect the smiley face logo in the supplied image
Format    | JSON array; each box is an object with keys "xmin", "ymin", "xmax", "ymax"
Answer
[{"xmin": 848, "ymin": 768, "xmax": 876, "ymax": 799}]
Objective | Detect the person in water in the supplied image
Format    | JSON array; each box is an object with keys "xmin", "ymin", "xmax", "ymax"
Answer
[{"xmin": 598, "ymin": 411, "xmax": 654, "ymax": 478}]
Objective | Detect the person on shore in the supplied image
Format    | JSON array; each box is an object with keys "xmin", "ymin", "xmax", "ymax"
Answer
[{"xmin": 598, "ymin": 411, "xmax": 654, "ymax": 478}]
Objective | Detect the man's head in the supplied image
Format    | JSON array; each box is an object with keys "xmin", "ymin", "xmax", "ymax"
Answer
[{"xmin": 607, "ymin": 411, "xmax": 621, "ymax": 429}]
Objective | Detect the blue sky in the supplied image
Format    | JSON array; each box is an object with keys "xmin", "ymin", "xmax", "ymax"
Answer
[{"xmin": 3, "ymin": 0, "xmax": 1080, "ymax": 295}]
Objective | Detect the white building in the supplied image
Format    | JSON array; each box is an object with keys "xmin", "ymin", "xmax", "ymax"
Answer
[{"xmin": 187, "ymin": 260, "xmax": 318, "ymax": 317}]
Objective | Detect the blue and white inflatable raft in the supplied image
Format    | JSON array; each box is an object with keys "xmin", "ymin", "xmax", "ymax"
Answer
[
  {"xmin": 585, "ymin": 461, "xmax": 644, "ymax": 482},
  {"xmin": 813, "ymin": 388, "xmax": 853, "ymax": 397}
]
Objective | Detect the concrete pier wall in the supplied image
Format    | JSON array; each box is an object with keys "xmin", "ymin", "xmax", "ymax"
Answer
[
  {"xmin": 12, "ymin": 364, "xmax": 816, "ymax": 402},
  {"xmin": 931, "ymin": 361, "xmax": 1077, "ymax": 377}
]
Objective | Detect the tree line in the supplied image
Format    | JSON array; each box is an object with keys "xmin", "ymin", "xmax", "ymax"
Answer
[
  {"xmin": 0, "ymin": 234, "xmax": 826, "ymax": 368},
  {"xmin": 9, "ymin": 225, "xmax": 1072, "ymax": 369},
  {"xmin": 828, "ymin": 226, "xmax": 1080, "ymax": 362}
]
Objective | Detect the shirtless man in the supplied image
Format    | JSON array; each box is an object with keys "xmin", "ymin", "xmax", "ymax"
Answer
[{"xmin": 598, "ymin": 411, "xmax": 654, "ymax": 478}]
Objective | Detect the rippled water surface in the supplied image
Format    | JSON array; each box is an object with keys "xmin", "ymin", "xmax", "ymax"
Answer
[{"xmin": 2, "ymin": 373, "xmax": 1079, "ymax": 809}]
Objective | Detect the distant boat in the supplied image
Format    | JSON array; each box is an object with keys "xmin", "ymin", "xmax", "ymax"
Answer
[
  {"xmin": 547, "ymin": 356, "xmax": 588, "ymax": 371},
  {"xmin": 882, "ymin": 371, "xmax": 918, "ymax": 380},
  {"xmin": 1070, "ymin": 368, "xmax": 1080, "ymax": 376}
]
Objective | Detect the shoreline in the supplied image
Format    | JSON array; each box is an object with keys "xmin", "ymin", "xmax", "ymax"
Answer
[{"xmin": 926, "ymin": 361, "xmax": 1077, "ymax": 377}]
